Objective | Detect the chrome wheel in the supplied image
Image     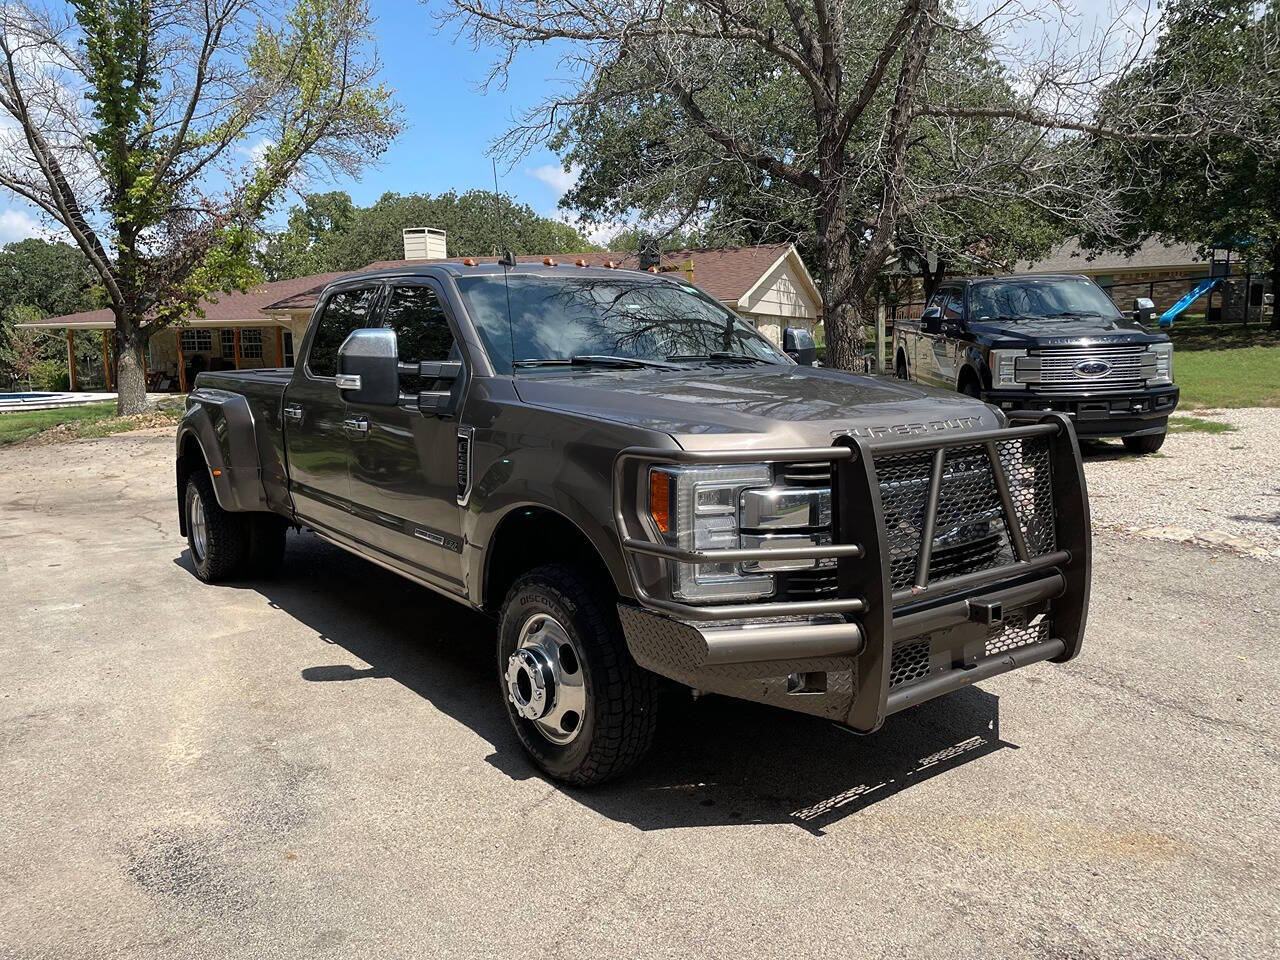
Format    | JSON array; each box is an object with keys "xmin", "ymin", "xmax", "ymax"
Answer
[
  {"xmin": 188, "ymin": 487, "xmax": 208, "ymax": 562},
  {"xmin": 505, "ymin": 613, "xmax": 586, "ymax": 745}
]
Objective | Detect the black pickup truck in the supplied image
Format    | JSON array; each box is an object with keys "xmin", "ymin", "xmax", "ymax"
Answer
[
  {"xmin": 893, "ymin": 275, "xmax": 1178, "ymax": 453},
  {"xmin": 176, "ymin": 261, "xmax": 1091, "ymax": 784}
]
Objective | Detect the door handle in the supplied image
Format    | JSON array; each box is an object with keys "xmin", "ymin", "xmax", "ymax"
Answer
[
  {"xmin": 283, "ymin": 404, "xmax": 303, "ymax": 422},
  {"xmin": 343, "ymin": 417, "xmax": 369, "ymax": 435}
]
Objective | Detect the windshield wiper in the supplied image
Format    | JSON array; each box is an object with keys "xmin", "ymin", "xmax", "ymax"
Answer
[
  {"xmin": 513, "ymin": 355, "xmax": 679, "ymax": 371},
  {"xmin": 666, "ymin": 352, "xmax": 772, "ymax": 365}
]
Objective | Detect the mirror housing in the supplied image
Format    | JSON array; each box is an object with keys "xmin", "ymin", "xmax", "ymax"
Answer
[
  {"xmin": 782, "ymin": 327, "xmax": 818, "ymax": 366},
  {"xmin": 1133, "ymin": 297, "xmax": 1157, "ymax": 325},
  {"xmin": 921, "ymin": 304, "xmax": 943, "ymax": 334},
  {"xmin": 337, "ymin": 328, "xmax": 401, "ymax": 405}
]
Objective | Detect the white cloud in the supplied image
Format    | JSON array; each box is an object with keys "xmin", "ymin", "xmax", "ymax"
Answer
[
  {"xmin": 529, "ymin": 163, "xmax": 580, "ymax": 197},
  {"xmin": 0, "ymin": 208, "xmax": 42, "ymax": 244}
]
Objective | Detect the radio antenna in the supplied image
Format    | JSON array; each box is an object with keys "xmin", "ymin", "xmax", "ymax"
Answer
[{"xmin": 492, "ymin": 158, "xmax": 517, "ymax": 369}]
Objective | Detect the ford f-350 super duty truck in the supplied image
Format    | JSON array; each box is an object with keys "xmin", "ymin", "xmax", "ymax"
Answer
[{"xmin": 176, "ymin": 261, "xmax": 1091, "ymax": 785}]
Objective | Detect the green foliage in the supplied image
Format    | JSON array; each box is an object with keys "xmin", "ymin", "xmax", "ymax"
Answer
[
  {"xmin": 28, "ymin": 359, "xmax": 70, "ymax": 391},
  {"xmin": 0, "ymin": 241, "xmax": 103, "ymax": 383},
  {"xmin": 1093, "ymin": 0, "xmax": 1280, "ymax": 278},
  {"xmin": 258, "ymin": 189, "xmax": 595, "ymax": 279}
]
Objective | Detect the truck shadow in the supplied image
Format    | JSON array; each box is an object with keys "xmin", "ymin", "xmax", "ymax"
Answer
[{"xmin": 176, "ymin": 530, "xmax": 1015, "ymax": 835}]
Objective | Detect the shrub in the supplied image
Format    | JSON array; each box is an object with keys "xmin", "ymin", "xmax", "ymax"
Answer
[{"xmin": 29, "ymin": 359, "xmax": 70, "ymax": 391}]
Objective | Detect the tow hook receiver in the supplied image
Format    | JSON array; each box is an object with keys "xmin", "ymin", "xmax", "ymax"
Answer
[{"xmin": 967, "ymin": 599, "xmax": 1004, "ymax": 627}]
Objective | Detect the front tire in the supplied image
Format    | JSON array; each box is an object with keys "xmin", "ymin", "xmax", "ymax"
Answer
[
  {"xmin": 498, "ymin": 565, "xmax": 659, "ymax": 786},
  {"xmin": 1123, "ymin": 431, "xmax": 1166, "ymax": 454}
]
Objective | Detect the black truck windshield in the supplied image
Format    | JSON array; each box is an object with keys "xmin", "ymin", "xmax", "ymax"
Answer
[
  {"xmin": 969, "ymin": 277, "xmax": 1124, "ymax": 322},
  {"xmin": 454, "ymin": 273, "xmax": 788, "ymax": 373}
]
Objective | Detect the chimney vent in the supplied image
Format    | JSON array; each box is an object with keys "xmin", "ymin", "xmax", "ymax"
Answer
[{"xmin": 403, "ymin": 227, "xmax": 447, "ymax": 261}]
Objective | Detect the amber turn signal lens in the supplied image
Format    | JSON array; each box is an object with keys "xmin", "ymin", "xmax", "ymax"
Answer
[{"xmin": 649, "ymin": 470, "xmax": 671, "ymax": 535}]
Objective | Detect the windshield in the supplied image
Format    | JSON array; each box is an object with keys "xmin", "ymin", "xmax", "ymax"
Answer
[
  {"xmin": 969, "ymin": 277, "xmax": 1124, "ymax": 322},
  {"xmin": 454, "ymin": 273, "xmax": 789, "ymax": 373}
]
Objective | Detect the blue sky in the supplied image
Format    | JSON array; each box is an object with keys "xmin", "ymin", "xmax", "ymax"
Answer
[
  {"xmin": 320, "ymin": 1, "xmax": 576, "ymax": 218},
  {"xmin": 0, "ymin": 0, "xmax": 579, "ymax": 244}
]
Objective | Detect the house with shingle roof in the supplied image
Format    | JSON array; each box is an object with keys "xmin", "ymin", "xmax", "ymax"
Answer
[{"xmin": 19, "ymin": 234, "xmax": 821, "ymax": 392}]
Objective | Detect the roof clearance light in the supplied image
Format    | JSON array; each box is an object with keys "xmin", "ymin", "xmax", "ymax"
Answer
[
  {"xmin": 648, "ymin": 265, "xmax": 659, "ymax": 273},
  {"xmin": 462, "ymin": 257, "xmax": 478, "ymax": 266},
  {"xmin": 604, "ymin": 260, "xmax": 618, "ymax": 269},
  {"xmin": 575, "ymin": 258, "xmax": 588, "ymax": 267},
  {"xmin": 543, "ymin": 257, "xmax": 557, "ymax": 267}
]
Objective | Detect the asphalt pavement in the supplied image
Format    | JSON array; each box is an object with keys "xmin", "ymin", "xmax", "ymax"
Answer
[{"xmin": 1, "ymin": 428, "xmax": 1276, "ymax": 959}]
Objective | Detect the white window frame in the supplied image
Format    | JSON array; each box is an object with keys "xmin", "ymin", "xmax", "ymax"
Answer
[
  {"xmin": 180, "ymin": 329, "xmax": 212, "ymax": 352},
  {"xmin": 240, "ymin": 329, "xmax": 262, "ymax": 360}
]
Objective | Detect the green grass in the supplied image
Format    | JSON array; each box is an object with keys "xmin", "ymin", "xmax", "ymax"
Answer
[
  {"xmin": 1167, "ymin": 415, "xmax": 1236, "ymax": 434},
  {"xmin": 1172, "ymin": 346, "xmax": 1280, "ymax": 408},
  {"xmin": 0, "ymin": 399, "xmax": 182, "ymax": 446},
  {"xmin": 0, "ymin": 402, "xmax": 120, "ymax": 446}
]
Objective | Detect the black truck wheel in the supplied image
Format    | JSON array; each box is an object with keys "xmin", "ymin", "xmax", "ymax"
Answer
[
  {"xmin": 498, "ymin": 565, "xmax": 659, "ymax": 785},
  {"xmin": 185, "ymin": 471, "xmax": 249, "ymax": 583},
  {"xmin": 1123, "ymin": 431, "xmax": 1166, "ymax": 454}
]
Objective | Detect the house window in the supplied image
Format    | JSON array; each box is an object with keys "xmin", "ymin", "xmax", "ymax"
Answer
[
  {"xmin": 180, "ymin": 329, "xmax": 212, "ymax": 352},
  {"xmin": 282, "ymin": 331, "xmax": 295, "ymax": 366},
  {"xmin": 240, "ymin": 329, "xmax": 262, "ymax": 360},
  {"xmin": 220, "ymin": 329, "xmax": 236, "ymax": 359}
]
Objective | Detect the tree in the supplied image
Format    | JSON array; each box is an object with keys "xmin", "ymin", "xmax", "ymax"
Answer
[
  {"xmin": 258, "ymin": 188, "xmax": 595, "ymax": 279},
  {"xmin": 1093, "ymin": 0, "xmax": 1280, "ymax": 328},
  {"xmin": 0, "ymin": 0, "xmax": 400, "ymax": 412},
  {"xmin": 445, "ymin": 0, "xmax": 1271, "ymax": 368},
  {"xmin": 0, "ymin": 238, "xmax": 103, "ymax": 385}
]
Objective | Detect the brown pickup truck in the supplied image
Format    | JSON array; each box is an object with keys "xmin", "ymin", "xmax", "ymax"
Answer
[{"xmin": 176, "ymin": 261, "xmax": 1091, "ymax": 784}]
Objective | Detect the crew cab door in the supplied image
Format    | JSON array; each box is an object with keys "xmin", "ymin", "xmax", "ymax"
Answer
[
  {"xmin": 283, "ymin": 284, "xmax": 382, "ymax": 534},
  {"xmin": 920, "ymin": 285, "xmax": 963, "ymax": 388},
  {"xmin": 343, "ymin": 279, "xmax": 468, "ymax": 595}
]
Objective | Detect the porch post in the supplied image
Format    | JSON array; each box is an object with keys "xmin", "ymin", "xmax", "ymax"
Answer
[
  {"xmin": 176, "ymin": 329, "xmax": 188, "ymax": 393},
  {"xmin": 233, "ymin": 327, "xmax": 242, "ymax": 369},
  {"xmin": 101, "ymin": 332, "xmax": 112, "ymax": 391},
  {"xmin": 66, "ymin": 329, "xmax": 79, "ymax": 391},
  {"xmin": 274, "ymin": 326, "xmax": 284, "ymax": 367}
]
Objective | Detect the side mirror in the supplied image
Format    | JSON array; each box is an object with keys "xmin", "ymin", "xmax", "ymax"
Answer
[
  {"xmin": 783, "ymin": 327, "xmax": 818, "ymax": 366},
  {"xmin": 337, "ymin": 328, "xmax": 401, "ymax": 405},
  {"xmin": 921, "ymin": 305, "xmax": 943, "ymax": 333},
  {"xmin": 1133, "ymin": 297, "xmax": 1157, "ymax": 325}
]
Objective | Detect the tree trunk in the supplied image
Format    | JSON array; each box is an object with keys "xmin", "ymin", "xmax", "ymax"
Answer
[
  {"xmin": 114, "ymin": 313, "xmax": 148, "ymax": 415},
  {"xmin": 817, "ymin": 180, "xmax": 867, "ymax": 371},
  {"xmin": 1270, "ymin": 242, "xmax": 1280, "ymax": 331}
]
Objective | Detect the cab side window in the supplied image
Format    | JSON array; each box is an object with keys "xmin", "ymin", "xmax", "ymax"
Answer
[
  {"xmin": 384, "ymin": 284, "xmax": 459, "ymax": 393},
  {"xmin": 308, "ymin": 286, "xmax": 380, "ymax": 378},
  {"xmin": 941, "ymin": 288, "xmax": 964, "ymax": 323}
]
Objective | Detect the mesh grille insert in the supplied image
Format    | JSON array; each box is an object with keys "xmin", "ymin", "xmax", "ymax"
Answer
[
  {"xmin": 985, "ymin": 610, "xmax": 1052, "ymax": 656},
  {"xmin": 889, "ymin": 638, "xmax": 932, "ymax": 688},
  {"xmin": 873, "ymin": 436, "xmax": 1056, "ymax": 593}
]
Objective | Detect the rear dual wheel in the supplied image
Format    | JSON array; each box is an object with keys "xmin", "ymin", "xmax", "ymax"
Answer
[{"xmin": 185, "ymin": 471, "xmax": 287, "ymax": 582}]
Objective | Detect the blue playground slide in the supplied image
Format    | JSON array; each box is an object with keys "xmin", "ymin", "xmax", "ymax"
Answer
[{"xmin": 1158, "ymin": 277, "xmax": 1221, "ymax": 327}]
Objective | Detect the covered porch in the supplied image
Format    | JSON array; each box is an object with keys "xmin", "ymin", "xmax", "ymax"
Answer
[{"xmin": 14, "ymin": 317, "xmax": 298, "ymax": 394}]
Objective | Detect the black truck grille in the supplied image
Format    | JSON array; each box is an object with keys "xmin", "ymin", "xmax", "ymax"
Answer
[{"xmin": 776, "ymin": 437, "xmax": 1057, "ymax": 602}]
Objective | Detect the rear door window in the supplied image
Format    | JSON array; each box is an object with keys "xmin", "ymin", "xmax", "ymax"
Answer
[{"xmin": 307, "ymin": 286, "xmax": 381, "ymax": 378}]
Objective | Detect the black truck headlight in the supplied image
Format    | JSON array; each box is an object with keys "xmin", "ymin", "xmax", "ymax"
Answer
[
  {"xmin": 1143, "ymin": 343, "xmax": 1173, "ymax": 384},
  {"xmin": 988, "ymin": 349, "xmax": 1028, "ymax": 389},
  {"xmin": 648, "ymin": 464, "xmax": 774, "ymax": 602}
]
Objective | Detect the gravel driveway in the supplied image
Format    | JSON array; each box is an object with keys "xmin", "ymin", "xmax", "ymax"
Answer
[
  {"xmin": 1084, "ymin": 408, "xmax": 1280, "ymax": 559},
  {"xmin": 1, "ymin": 427, "xmax": 1277, "ymax": 959}
]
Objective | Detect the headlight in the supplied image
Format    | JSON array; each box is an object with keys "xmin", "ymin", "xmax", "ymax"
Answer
[
  {"xmin": 647, "ymin": 464, "xmax": 774, "ymax": 602},
  {"xmin": 1144, "ymin": 342, "xmax": 1173, "ymax": 384},
  {"xmin": 988, "ymin": 348, "xmax": 1027, "ymax": 389}
]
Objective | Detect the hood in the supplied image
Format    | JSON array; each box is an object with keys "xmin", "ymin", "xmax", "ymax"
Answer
[
  {"xmin": 967, "ymin": 314, "xmax": 1168, "ymax": 348},
  {"xmin": 513, "ymin": 365, "xmax": 1003, "ymax": 450}
]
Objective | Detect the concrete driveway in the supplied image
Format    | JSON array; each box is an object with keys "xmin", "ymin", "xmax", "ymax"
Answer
[{"xmin": 1, "ymin": 428, "xmax": 1276, "ymax": 959}]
